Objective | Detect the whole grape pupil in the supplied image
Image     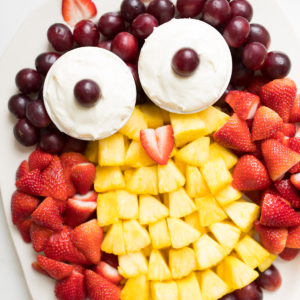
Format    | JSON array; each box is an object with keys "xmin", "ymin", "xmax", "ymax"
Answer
[
  {"xmin": 74, "ymin": 79, "xmax": 102, "ymax": 107},
  {"xmin": 172, "ymin": 48, "xmax": 200, "ymax": 77}
]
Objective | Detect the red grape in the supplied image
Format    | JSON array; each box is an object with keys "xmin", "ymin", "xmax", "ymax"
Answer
[
  {"xmin": 219, "ymin": 293, "xmax": 239, "ymax": 300},
  {"xmin": 38, "ymin": 88, "xmax": 44, "ymax": 101},
  {"xmin": 147, "ymin": 0, "xmax": 175, "ymax": 25},
  {"xmin": 230, "ymin": 0, "xmax": 253, "ymax": 22},
  {"xmin": 126, "ymin": 63, "xmax": 142, "ymax": 93},
  {"xmin": 39, "ymin": 129, "xmax": 65, "ymax": 153},
  {"xmin": 177, "ymin": 0, "xmax": 206, "ymax": 18},
  {"xmin": 74, "ymin": 20, "xmax": 100, "ymax": 47},
  {"xmin": 35, "ymin": 52, "xmax": 61, "ymax": 77},
  {"xmin": 234, "ymin": 282, "xmax": 263, "ymax": 300},
  {"xmin": 98, "ymin": 12, "xmax": 126, "ymax": 39},
  {"xmin": 247, "ymin": 24, "xmax": 271, "ymax": 50},
  {"xmin": 47, "ymin": 23, "xmax": 74, "ymax": 52},
  {"xmin": 242, "ymin": 42, "xmax": 267, "ymax": 71},
  {"xmin": 26, "ymin": 100, "xmax": 52, "ymax": 128},
  {"xmin": 61, "ymin": 135, "xmax": 87, "ymax": 153},
  {"xmin": 231, "ymin": 58, "xmax": 254, "ymax": 86},
  {"xmin": 14, "ymin": 118, "xmax": 39, "ymax": 147},
  {"xmin": 120, "ymin": 0, "xmax": 146, "ymax": 23},
  {"xmin": 15, "ymin": 68, "xmax": 42, "ymax": 94},
  {"xmin": 8, "ymin": 94, "xmax": 31, "ymax": 119},
  {"xmin": 172, "ymin": 48, "xmax": 200, "ymax": 77},
  {"xmin": 255, "ymin": 265, "xmax": 282, "ymax": 292},
  {"xmin": 202, "ymin": 0, "xmax": 231, "ymax": 27},
  {"xmin": 132, "ymin": 13, "xmax": 158, "ymax": 40},
  {"xmin": 95, "ymin": 40, "xmax": 113, "ymax": 51},
  {"xmin": 74, "ymin": 79, "xmax": 101, "ymax": 107}
]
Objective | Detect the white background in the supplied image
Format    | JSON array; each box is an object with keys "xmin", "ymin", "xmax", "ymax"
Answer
[{"xmin": 0, "ymin": 0, "xmax": 299, "ymax": 299}]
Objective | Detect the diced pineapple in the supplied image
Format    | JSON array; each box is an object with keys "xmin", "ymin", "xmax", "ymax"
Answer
[
  {"xmin": 163, "ymin": 193, "xmax": 169, "ymax": 208},
  {"xmin": 175, "ymin": 137, "xmax": 210, "ymax": 167},
  {"xmin": 176, "ymin": 272, "xmax": 202, "ymax": 300},
  {"xmin": 101, "ymin": 220, "xmax": 126, "ymax": 255},
  {"xmin": 193, "ymin": 234, "xmax": 225, "ymax": 270},
  {"xmin": 214, "ymin": 185, "xmax": 242, "ymax": 207},
  {"xmin": 158, "ymin": 160, "xmax": 185, "ymax": 193},
  {"xmin": 186, "ymin": 165, "xmax": 210, "ymax": 198},
  {"xmin": 201, "ymin": 158, "xmax": 233, "ymax": 195},
  {"xmin": 161, "ymin": 109, "xmax": 171, "ymax": 125},
  {"xmin": 230, "ymin": 251, "xmax": 241, "ymax": 260},
  {"xmin": 239, "ymin": 229, "xmax": 255, "ymax": 240},
  {"xmin": 148, "ymin": 249, "xmax": 172, "ymax": 281},
  {"xmin": 151, "ymin": 280, "xmax": 179, "ymax": 300},
  {"xmin": 126, "ymin": 140, "xmax": 155, "ymax": 168},
  {"xmin": 209, "ymin": 143, "xmax": 238, "ymax": 169},
  {"xmin": 94, "ymin": 166, "xmax": 125, "ymax": 192},
  {"xmin": 124, "ymin": 169, "xmax": 134, "ymax": 183},
  {"xmin": 139, "ymin": 195, "xmax": 169, "ymax": 225},
  {"xmin": 258, "ymin": 254, "xmax": 277, "ymax": 272},
  {"xmin": 126, "ymin": 166, "xmax": 159, "ymax": 195},
  {"xmin": 223, "ymin": 200, "xmax": 260, "ymax": 232},
  {"xmin": 169, "ymin": 247, "xmax": 197, "ymax": 279},
  {"xmin": 140, "ymin": 103, "xmax": 164, "ymax": 129},
  {"xmin": 167, "ymin": 218, "xmax": 201, "ymax": 249},
  {"xmin": 234, "ymin": 235, "xmax": 270, "ymax": 269},
  {"xmin": 121, "ymin": 274, "xmax": 150, "ymax": 300},
  {"xmin": 84, "ymin": 141, "xmax": 98, "ymax": 164},
  {"xmin": 169, "ymin": 187, "xmax": 197, "ymax": 218},
  {"xmin": 97, "ymin": 192, "xmax": 119, "ymax": 227},
  {"xmin": 184, "ymin": 212, "xmax": 207, "ymax": 235},
  {"xmin": 174, "ymin": 156, "xmax": 186, "ymax": 177},
  {"xmin": 149, "ymin": 219, "xmax": 172, "ymax": 249},
  {"xmin": 195, "ymin": 195, "xmax": 227, "ymax": 227},
  {"xmin": 116, "ymin": 190, "xmax": 139, "ymax": 220},
  {"xmin": 209, "ymin": 221, "xmax": 241, "ymax": 255},
  {"xmin": 143, "ymin": 243, "xmax": 153, "ymax": 257},
  {"xmin": 118, "ymin": 251, "xmax": 148, "ymax": 278},
  {"xmin": 170, "ymin": 146, "xmax": 178, "ymax": 158},
  {"xmin": 119, "ymin": 106, "xmax": 148, "ymax": 140},
  {"xmin": 123, "ymin": 220, "xmax": 151, "ymax": 253}
]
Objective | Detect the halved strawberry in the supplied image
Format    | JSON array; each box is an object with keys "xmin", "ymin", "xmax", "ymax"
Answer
[
  {"xmin": 28, "ymin": 150, "xmax": 53, "ymax": 171},
  {"xmin": 286, "ymin": 225, "xmax": 300, "ymax": 248},
  {"xmin": 31, "ymin": 261, "xmax": 51, "ymax": 278},
  {"xmin": 30, "ymin": 222, "xmax": 54, "ymax": 252},
  {"xmin": 16, "ymin": 160, "xmax": 29, "ymax": 182},
  {"xmin": 53, "ymin": 199, "xmax": 67, "ymax": 215},
  {"xmin": 288, "ymin": 138, "xmax": 300, "ymax": 173},
  {"xmin": 15, "ymin": 169, "xmax": 43, "ymax": 196},
  {"xmin": 93, "ymin": 261, "xmax": 123, "ymax": 285},
  {"xmin": 289, "ymin": 94, "xmax": 300, "ymax": 123},
  {"xmin": 100, "ymin": 251, "xmax": 119, "ymax": 269},
  {"xmin": 70, "ymin": 263, "xmax": 86, "ymax": 274},
  {"xmin": 247, "ymin": 75, "xmax": 271, "ymax": 96},
  {"xmin": 243, "ymin": 190, "xmax": 262, "ymax": 206},
  {"xmin": 282, "ymin": 123, "xmax": 296, "ymax": 138},
  {"xmin": 17, "ymin": 219, "xmax": 33, "ymax": 243},
  {"xmin": 274, "ymin": 179, "xmax": 300, "ymax": 208},
  {"xmin": 290, "ymin": 173, "xmax": 300, "ymax": 190},
  {"xmin": 279, "ymin": 247, "xmax": 299, "ymax": 261},
  {"xmin": 71, "ymin": 191, "xmax": 97, "ymax": 202},
  {"xmin": 140, "ymin": 125, "xmax": 174, "ymax": 165}
]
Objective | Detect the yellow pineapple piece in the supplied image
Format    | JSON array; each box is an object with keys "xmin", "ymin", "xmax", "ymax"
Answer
[
  {"xmin": 149, "ymin": 219, "xmax": 172, "ymax": 249},
  {"xmin": 169, "ymin": 247, "xmax": 197, "ymax": 279},
  {"xmin": 97, "ymin": 192, "xmax": 119, "ymax": 227},
  {"xmin": 184, "ymin": 212, "xmax": 207, "ymax": 235},
  {"xmin": 209, "ymin": 143, "xmax": 238, "ymax": 169},
  {"xmin": 142, "ymin": 243, "xmax": 153, "ymax": 257},
  {"xmin": 119, "ymin": 106, "xmax": 148, "ymax": 140},
  {"xmin": 223, "ymin": 200, "xmax": 260, "ymax": 232},
  {"xmin": 201, "ymin": 158, "xmax": 233, "ymax": 195},
  {"xmin": 258, "ymin": 254, "xmax": 277, "ymax": 272},
  {"xmin": 126, "ymin": 165, "xmax": 159, "ymax": 195},
  {"xmin": 239, "ymin": 229, "xmax": 255, "ymax": 240},
  {"xmin": 140, "ymin": 103, "xmax": 164, "ymax": 129},
  {"xmin": 167, "ymin": 218, "xmax": 201, "ymax": 249},
  {"xmin": 101, "ymin": 220, "xmax": 126, "ymax": 255},
  {"xmin": 94, "ymin": 166, "xmax": 125, "ymax": 192},
  {"xmin": 215, "ymin": 185, "xmax": 242, "ymax": 207},
  {"xmin": 148, "ymin": 249, "xmax": 172, "ymax": 281},
  {"xmin": 151, "ymin": 280, "xmax": 179, "ymax": 300},
  {"xmin": 230, "ymin": 251, "xmax": 242, "ymax": 260},
  {"xmin": 124, "ymin": 169, "xmax": 134, "ymax": 183},
  {"xmin": 169, "ymin": 187, "xmax": 197, "ymax": 218},
  {"xmin": 158, "ymin": 160, "xmax": 185, "ymax": 193},
  {"xmin": 161, "ymin": 109, "xmax": 171, "ymax": 125},
  {"xmin": 195, "ymin": 195, "xmax": 227, "ymax": 227},
  {"xmin": 118, "ymin": 251, "xmax": 148, "ymax": 278},
  {"xmin": 176, "ymin": 272, "xmax": 202, "ymax": 300},
  {"xmin": 186, "ymin": 165, "xmax": 210, "ymax": 198},
  {"xmin": 84, "ymin": 141, "xmax": 98, "ymax": 164},
  {"xmin": 170, "ymin": 146, "xmax": 178, "ymax": 158},
  {"xmin": 116, "ymin": 190, "xmax": 139, "ymax": 220},
  {"xmin": 175, "ymin": 137, "xmax": 210, "ymax": 167},
  {"xmin": 174, "ymin": 156, "xmax": 186, "ymax": 177},
  {"xmin": 123, "ymin": 220, "xmax": 151, "ymax": 253},
  {"xmin": 121, "ymin": 274, "xmax": 150, "ymax": 300},
  {"xmin": 139, "ymin": 195, "xmax": 169, "ymax": 225}
]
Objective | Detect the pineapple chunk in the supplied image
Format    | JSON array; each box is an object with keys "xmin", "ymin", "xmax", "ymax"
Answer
[
  {"xmin": 201, "ymin": 158, "xmax": 233, "ymax": 195},
  {"xmin": 121, "ymin": 275, "xmax": 150, "ymax": 300},
  {"xmin": 176, "ymin": 272, "xmax": 202, "ymax": 300},
  {"xmin": 174, "ymin": 156, "xmax": 186, "ymax": 177},
  {"xmin": 118, "ymin": 251, "xmax": 148, "ymax": 278},
  {"xmin": 209, "ymin": 221, "xmax": 241, "ymax": 255},
  {"xmin": 151, "ymin": 280, "xmax": 179, "ymax": 300},
  {"xmin": 124, "ymin": 169, "xmax": 134, "ymax": 183},
  {"xmin": 161, "ymin": 109, "xmax": 171, "ymax": 125},
  {"xmin": 119, "ymin": 106, "xmax": 148, "ymax": 140},
  {"xmin": 116, "ymin": 190, "xmax": 139, "ymax": 220},
  {"xmin": 99, "ymin": 133, "xmax": 126, "ymax": 166},
  {"xmin": 186, "ymin": 165, "xmax": 210, "ymax": 198},
  {"xmin": 195, "ymin": 195, "xmax": 227, "ymax": 227},
  {"xmin": 142, "ymin": 243, "xmax": 153, "ymax": 257},
  {"xmin": 258, "ymin": 254, "xmax": 277, "ymax": 272},
  {"xmin": 167, "ymin": 218, "xmax": 201, "ymax": 249},
  {"xmin": 139, "ymin": 195, "xmax": 169, "ymax": 225},
  {"xmin": 126, "ymin": 166, "xmax": 159, "ymax": 195},
  {"xmin": 175, "ymin": 137, "xmax": 210, "ymax": 167},
  {"xmin": 140, "ymin": 103, "xmax": 164, "ymax": 129},
  {"xmin": 170, "ymin": 112, "xmax": 207, "ymax": 147},
  {"xmin": 239, "ymin": 229, "xmax": 255, "ymax": 240},
  {"xmin": 170, "ymin": 146, "xmax": 178, "ymax": 158},
  {"xmin": 223, "ymin": 200, "xmax": 260, "ymax": 232},
  {"xmin": 185, "ymin": 212, "xmax": 207, "ymax": 235},
  {"xmin": 148, "ymin": 249, "xmax": 172, "ymax": 281},
  {"xmin": 230, "ymin": 251, "xmax": 242, "ymax": 260},
  {"xmin": 158, "ymin": 160, "xmax": 185, "ymax": 193},
  {"xmin": 97, "ymin": 192, "xmax": 119, "ymax": 226},
  {"xmin": 234, "ymin": 236, "xmax": 270, "ymax": 269},
  {"xmin": 169, "ymin": 247, "xmax": 197, "ymax": 279},
  {"xmin": 215, "ymin": 185, "xmax": 242, "ymax": 207},
  {"xmin": 149, "ymin": 219, "xmax": 172, "ymax": 249},
  {"xmin": 209, "ymin": 143, "xmax": 238, "ymax": 169},
  {"xmin": 101, "ymin": 220, "xmax": 126, "ymax": 255},
  {"xmin": 94, "ymin": 166, "xmax": 125, "ymax": 193},
  {"xmin": 169, "ymin": 187, "xmax": 197, "ymax": 218},
  {"xmin": 123, "ymin": 220, "xmax": 151, "ymax": 253},
  {"xmin": 84, "ymin": 141, "xmax": 98, "ymax": 164}
]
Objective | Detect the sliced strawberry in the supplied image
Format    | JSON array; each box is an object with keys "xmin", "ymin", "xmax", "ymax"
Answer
[
  {"xmin": 250, "ymin": 140, "xmax": 263, "ymax": 160},
  {"xmin": 271, "ymin": 131, "xmax": 290, "ymax": 147},
  {"xmin": 279, "ymin": 247, "xmax": 299, "ymax": 261},
  {"xmin": 16, "ymin": 160, "xmax": 29, "ymax": 182},
  {"xmin": 28, "ymin": 150, "xmax": 53, "ymax": 171},
  {"xmin": 31, "ymin": 261, "xmax": 51, "ymax": 278},
  {"xmin": 225, "ymin": 91, "xmax": 243, "ymax": 108},
  {"xmin": 286, "ymin": 225, "xmax": 300, "ymax": 248},
  {"xmin": 17, "ymin": 219, "xmax": 33, "ymax": 243},
  {"xmin": 247, "ymin": 75, "xmax": 271, "ymax": 96},
  {"xmin": 289, "ymin": 94, "xmax": 300, "ymax": 123},
  {"xmin": 30, "ymin": 222, "xmax": 54, "ymax": 253},
  {"xmin": 93, "ymin": 261, "xmax": 123, "ymax": 285},
  {"xmin": 243, "ymin": 190, "xmax": 262, "ymax": 206},
  {"xmin": 101, "ymin": 251, "xmax": 119, "ymax": 269},
  {"xmin": 290, "ymin": 173, "xmax": 300, "ymax": 190},
  {"xmin": 288, "ymin": 138, "xmax": 300, "ymax": 173},
  {"xmin": 282, "ymin": 123, "xmax": 296, "ymax": 138},
  {"xmin": 71, "ymin": 190, "xmax": 97, "ymax": 202},
  {"xmin": 15, "ymin": 169, "xmax": 43, "ymax": 196},
  {"xmin": 70, "ymin": 263, "xmax": 86, "ymax": 274},
  {"xmin": 274, "ymin": 179, "xmax": 300, "ymax": 208},
  {"xmin": 53, "ymin": 199, "xmax": 67, "ymax": 215}
]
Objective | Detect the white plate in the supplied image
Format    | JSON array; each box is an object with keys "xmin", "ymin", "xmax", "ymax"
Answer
[{"xmin": 1, "ymin": 0, "xmax": 300, "ymax": 299}]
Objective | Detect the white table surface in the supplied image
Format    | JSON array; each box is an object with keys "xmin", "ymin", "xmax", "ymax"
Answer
[{"xmin": 0, "ymin": 0, "xmax": 300, "ymax": 299}]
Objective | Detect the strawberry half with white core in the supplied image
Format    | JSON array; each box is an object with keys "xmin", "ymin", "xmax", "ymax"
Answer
[
  {"xmin": 71, "ymin": 190, "xmax": 97, "ymax": 202},
  {"xmin": 140, "ymin": 125, "xmax": 174, "ymax": 165},
  {"xmin": 93, "ymin": 261, "xmax": 123, "ymax": 285},
  {"xmin": 289, "ymin": 94, "xmax": 300, "ymax": 123},
  {"xmin": 290, "ymin": 173, "xmax": 300, "ymax": 190}
]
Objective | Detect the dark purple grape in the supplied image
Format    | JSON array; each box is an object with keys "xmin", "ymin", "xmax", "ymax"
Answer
[
  {"xmin": 202, "ymin": 0, "xmax": 231, "ymax": 27},
  {"xmin": 95, "ymin": 40, "xmax": 113, "ymax": 51},
  {"xmin": 39, "ymin": 129, "xmax": 65, "ymax": 153},
  {"xmin": 14, "ymin": 118, "xmax": 39, "ymax": 147},
  {"xmin": 74, "ymin": 20, "xmax": 100, "ymax": 47},
  {"xmin": 247, "ymin": 24, "xmax": 271, "ymax": 50},
  {"xmin": 74, "ymin": 79, "xmax": 101, "ymax": 107},
  {"xmin": 230, "ymin": 0, "xmax": 253, "ymax": 22},
  {"xmin": 47, "ymin": 23, "xmax": 74, "ymax": 52},
  {"xmin": 98, "ymin": 12, "xmax": 126, "ymax": 39},
  {"xmin": 8, "ymin": 94, "xmax": 31, "ymax": 119},
  {"xmin": 147, "ymin": 0, "xmax": 175, "ymax": 24},
  {"xmin": 35, "ymin": 52, "xmax": 61, "ymax": 77},
  {"xmin": 223, "ymin": 16, "xmax": 250, "ymax": 48},
  {"xmin": 255, "ymin": 265, "xmax": 282, "ymax": 292},
  {"xmin": 126, "ymin": 24, "xmax": 134, "ymax": 35},
  {"xmin": 230, "ymin": 46, "xmax": 243, "ymax": 59},
  {"xmin": 15, "ymin": 69, "xmax": 42, "ymax": 94},
  {"xmin": 261, "ymin": 51, "xmax": 291, "ymax": 79},
  {"xmin": 38, "ymin": 88, "xmax": 44, "ymax": 101},
  {"xmin": 215, "ymin": 84, "xmax": 236, "ymax": 107},
  {"xmin": 231, "ymin": 58, "xmax": 254, "ymax": 86},
  {"xmin": 61, "ymin": 135, "xmax": 87, "ymax": 153},
  {"xmin": 219, "ymin": 293, "xmax": 239, "ymax": 300},
  {"xmin": 176, "ymin": 0, "xmax": 206, "ymax": 18},
  {"xmin": 132, "ymin": 51, "xmax": 140, "ymax": 66},
  {"xmin": 120, "ymin": 0, "xmax": 146, "ymax": 23},
  {"xmin": 132, "ymin": 13, "xmax": 158, "ymax": 40},
  {"xmin": 172, "ymin": 48, "xmax": 200, "ymax": 77},
  {"xmin": 126, "ymin": 63, "xmax": 142, "ymax": 93},
  {"xmin": 234, "ymin": 282, "xmax": 263, "ymax": 300},
  {"xmin": 136, "ymin": 91, "xmax": 148, "ymax": 105},
  {"xmin": 242, "ymin": 42, "xmax": 267, "ymax": 71},
  {"xmin": 26, "ymin": 100, "xmax": 52, "ymax": 128}
]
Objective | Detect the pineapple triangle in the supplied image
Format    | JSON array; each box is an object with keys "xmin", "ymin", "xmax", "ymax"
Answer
[
  {"xmin": 121, "ymin": 275, "xmax": 150, "ymax": 300},
  {"xmin": 186, "ymin": 165, "xmax": 210, "ymax": 198},
  {"xmin": 97, "ymin": 192, "xmax": 119, "ymax": 227},
  {"xmin": 148, "ymin": 249, "xmax": 172, "ymax": 281},
  {"xmin": 177, "ymin": 272, "xmax": 203, "ymax": 300},
  {"xmin": 116, "ymin": 190, "xmax": 138, "ymax": 220},
  {"xmin": 149, "ymin": 219, "xmax": 172, "ymax": 250}
]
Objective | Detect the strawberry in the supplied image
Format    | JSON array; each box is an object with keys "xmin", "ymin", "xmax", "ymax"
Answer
[
  {"xmin": 289, "ymin": 94, "xmax": 300, "ymax": 123},
  {"xmin": 31, "ymin": 261, "xmax": 51, "ymax": 278},
  {"xmin": 253, "ymin": 221, "xmax": 288, "ymax": 255},
  {"xmin": 225, "ymin": 91, "xmax": 244, "ymax": 108},
  {"xmin": 251, "ymin": 106, "xmax": 283, "ymax": 141},
  {"xmin": 261, "ymin": 139, "xmax": 300, "ymax": 181},
  {"xmin": 15, "ymin": 169, "xmax": 43, "ymax": 196},
  {"xmin": 54, "ymin": 199, "xmax": 67, "ymax": 215},
  {"xmin": 31, "ymin": 197, "xmax": 63, "ymax": 232},
  {"xmin": 243, "ymin": 190, "xmax": 261, "ymax": 206},
  {"xmin": 274, "ymin": 179, "xmax": 300, "ymax": 208},
  {"xmin": 140, "ymin": 125, "xmax": 174, "ymax": 165},
  {"xmin": 71, "ymin": 190, "xmax": 98, "ymax": 202},
  {"xmin": 11, "ymin": 191, "xmax": 40, "ymax": 225},
  {"xmin": 260, "ymin": 78, "xmax": 297, "ymax": 123},
  {"xmin": 16, "ymin": 160, "xmax": 29, "ymax": 181},
  {"xmin": 17, "ymin": 219, "xmax": 33, "ymax": 243},
  {"xmin": 84, "ymin": 270, "xmax": 121, "ymax": 300},
  {"xmin": 291, "ymin": 173, "xmax": 300, "ymax": 190},
  {"xmin": 93, "ymin": 261, "xmax": 123, "ymax": 285},
  {"xmin": 250, "ymin": 140, "xmax": 263, "ymax": 160},
  {"xmin": 286, "ymin": 225, "xmax": 300, "ymax": 248},
  {"xmin": 70, "ymin": 163, "xmax": 96, "ymax": 195},
  {"xmin": 62, "ymin": 0, "xmax": 97, "ymax": 27},
  {"xmin": 232, "ymin": 155, "xmax": 271, "ymax": 191},
  {"xmin": 41, "ymin": 155, "xmax": 68, "ymax": 201},
  {"xmin": 28, "ymin": 150, "xmax": 53, "ymax": 171},
  {"xmin": 31, "ymin": 222, "xmax": 54, "ymax": 252},
  {"xmin": 213, "ymin": 114, "xmax": 256, "ymax": 152},
  {"xmin": 247, "ymin": 75, "xmax": 271, "ymax": 96},
  {"xmin": 100, "ymin": 251, "xmax": 119, "ymax": 269},
  {"xmin": 288, "ymin": 138, "xmax": 300, "ymax": 173},
  {"xmin": 260, "ymin": 185, "xmax": 282, "ymax": 205},
  {"xmin": 271, "ymin": 131, "xmax": 290, "ymax": 147},
  {"xmin": 282, "ymin": 123, "xmax": 296, "ymax": 138},
  {"xmin": 70, "ymin": 263, "xmax": 86, "ymax": 274},
  {"xmin": 279, "ymin": 247, "xmax": 299, "ymax": 261},
  {"xmin": 70, "ymin": 219, "xmax": 103, "ymax": 265}
]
